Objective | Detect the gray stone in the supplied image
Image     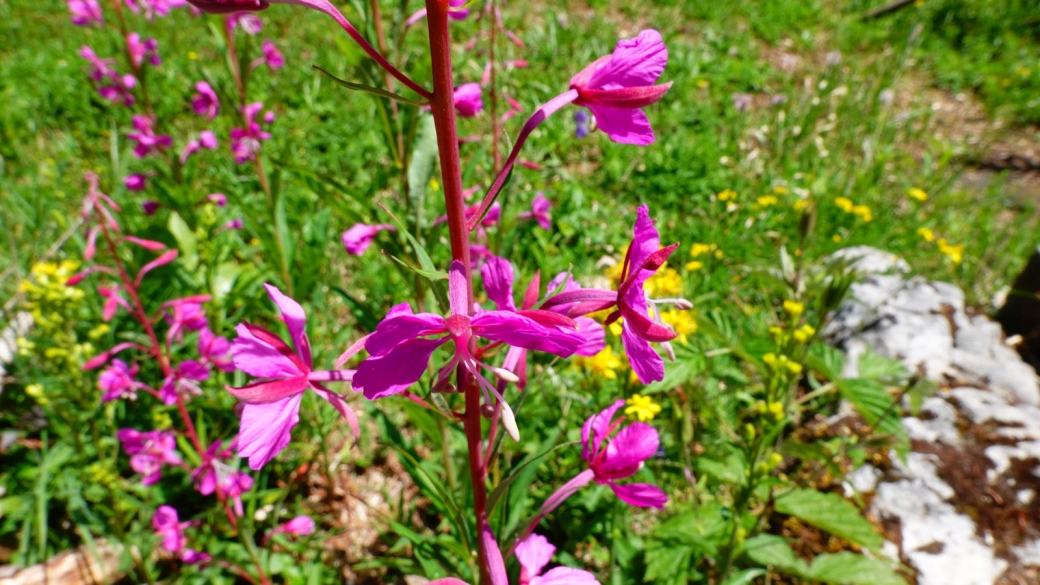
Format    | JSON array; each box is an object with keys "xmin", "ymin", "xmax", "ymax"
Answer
[
  {"xmin": 844, "ymin": 464, "xmax": 882, "ymax": 495},
  {"xmin": 829, "ymin": 245, "xmax": 911, "ymax": 275},
  {"xmin": 903, "ymin": 397, "xmax": 961, "ymax": 445}
]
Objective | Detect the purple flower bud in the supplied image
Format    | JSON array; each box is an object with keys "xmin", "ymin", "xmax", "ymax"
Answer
[
  {"xmin": 143, "ymin": 200, "xmax": 160, "ymax": 215},
  {"xmin": 453, "ymin": 83, "xmax": 483, "ymax": 117},
  {"xmin": 208, "ymin": 193, "xmax": 227, "ymax": 206},
  {"xmin": 125, "ymin": 174, "xmax": 148, "ymax": 191}
]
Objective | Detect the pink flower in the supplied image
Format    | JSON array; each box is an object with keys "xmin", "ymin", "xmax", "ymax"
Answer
[
  {"xmin": 125, "ymin": 174, "xmax": 148, "ymax": 191},
  {"xmin": 99, "ymin": 359, "xmax": 145, "ymax": 402},
  {"xmin": 227, "ymin": 284, "xmax": 360, "ymax": 469},
  {"xmin": 263, "ymin": 515, "xmax": 315, "ymax": 543},
  {"xmin": 230, "ymin": 102, "xmax": 271, "ymax": 164},
  {"xmin": 542, "ymin": 205, "xmax": 681, "ymax": 383},
  {"xmin": 198, "ymin": 327, "xmax": 235, "ymax": 371},
  {"xmin": 142, "ymin": 200, "xmax": 160, "ymax": 215},
  {"xmin": 98, "ymin": 74, "xmax": 138, "ymax": 107},
  {"xmin": 569, "ymin": 30, "xmax": 671, "ymax": 145},
  {"xmin": 152, "ymin": 506, "xmax": 192, "ymax": 553},
  {"xmin": 191, "ymin": 81, "xmax": 220, "ymax": 119},
  {"xmin": 181, "ymin": 548, "xmax": 211, "ymax": 564},
  {"xmin": 354, "ymin": 262, "xmax": 584, "ymax": 440},
  {"xmin": 207, "ymin": 192, "xmax": 227, "ymax": 207},
  {"xmin": 98, "ymin": 285, "xmax": 132, "ymax": 321},
  {"xmin": 454, "ymin": 83, "xmax": 483, "ymax": 117},
  {"xmin": 579, "ymin": 400, "xmax": 667, "ymax": 507},
  {"xmin": 67, "ymin": 0, "xmax": 103, "ymax": 26},
  {"xmin": 222, "ymin": 218, "xmax": 244, "ymax": 231},
  {"xmin": 180, "ymin": 130, "xmax": 219, "ymax": 163},
  {"xmin": 79, "ymin": 46, "xmax": 116, "ymax": 82},
  {"xmin": 159, "ymin": 360, "xmax": 210, "ymax": 404},
  {"xmin": 164, "ymin": 296, "xmax": 210, "ymax": 342},
  {"xmin": 127, "ymin": 116, "xmax": 172, "ymax": 158},
  {"xmin": 117, "ymin": 429, "xmax": 183, "ymax": 485},
  {"xmin": 125, "ymin": 0, "xmax": 188, "ymax": 20},
  {"xmin": 126, "ymin": 33, "xmax": 161, "ymax": 69},
  {"xmin": 191, "ymin": 441, "xmax": 253, "ymax": 515},
  {"xmin": 227, "ymin": 12, "xmax": 263, "ymax": 34},
  {"xmin": 404, "ymin": 0, "xmax": 468, "ymax": 28},
  {"xmin": 517, "ymin": 192, "xmax": 551, "ymax": 230},
  {"xmin": 341, "ymin": 223, "xmax": 394, "ymax": 256},
  {"xmin": 251, "ymin": 39, "xmax": 284, "ymax": 70}
]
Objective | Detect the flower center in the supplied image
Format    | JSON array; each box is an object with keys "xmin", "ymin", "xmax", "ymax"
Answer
[{"xmin": 444, "ymin": 314, "xmax": 471, "ymax": 338}]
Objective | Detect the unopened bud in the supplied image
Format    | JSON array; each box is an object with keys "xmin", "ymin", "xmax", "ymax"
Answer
[
  {"xmin": 661, "ymin": 341, "xmax": 676, "ymax": 362},
  {"xmin": 673, "ymin": 298, "xmax": 693, "ymax": 310},
  {"xmin": 499, "ymin": 401, "xmax": 520, "ymax": 442},
  {"xmin": 491, "ymin": 367, "xmax": 520, "ymax": 383},
  {"xmin": 480, "ymin": 403, "xmax": 496, "ymax": 419}
]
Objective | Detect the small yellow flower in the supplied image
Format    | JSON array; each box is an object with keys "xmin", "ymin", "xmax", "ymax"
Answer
[
  {"xmin": 792, "ymin": 324, "xmax": 816, "ymax": 343},
  {"xmin": 717, "ymin": 189, "xmax": 737, "ymax": 202},
  {"xmin": 645, "ymin": 267, "xmax": 682, "ymax": 297},
  {"xmin": 773, "ymin": 186, "xmax": 790, "ymax": 195},
  {"xmin": 625, "ymin": 393, "xmax": 662, "ymax": 422},
  {"xmin": 767, "ymin": 452, "xmax": 784, "ymax": 469},
  {"xmin": 793, "ymin": 199, "xmax": 809, "ymax": 212},
  {"xmin": 937, "ymin": 238, "xmax": 964, "ymax": 264},
  {"xmin": 786, "ymin": 361, "xmax": 803, "ymax": 375},
  {"xmin": 917, "ymin": 227, "xmax": 935, "ymax": 242},
  {"xmin": 429, "ymin": 178, "xmax": 440, "ymax": 191},
  {"xmin": 834, "ymin": 197, "xmax": 854, "ymax": 213},
  {"xmin": 578, "ymin": 346, "xmax": 623, "ymax": 379},
  {"xmin": 832, "ymin": 234, "xmax": 842, "ymax": 242},
  {"xmin": 26, "ymin": 384, "xmax": 49, "ymax": 406},
  {"xmin": 88, "ymin": 324, "xmax": 111, "ymax": 340},
  {"xmin": 685, "ymin": 261, "xmax": 704, "ymax": 272},
  {"xmin": 762, "ymin": 353, "xmax": 778, "ymax": 367},
  {"xmin": 744, "ymin": 423, "xmax": 757, "ymax": 441},
  {"xmin": 714, "ymin": 249, "xmax": 725, "ymax": 260},
  {"xmin": 696, "ymin": 79, "xmax": 709, "ymax": 88},
  {"xmin": 783, "ymin": 300, "xmax": 804, "ymax": 317},
  {"xmin": 660, "ymin": 310, "xmax": 697, "ymax": 343},
  {"xmin": 907, "ymin": 187, "xmax": 928, "ymax": 202},
  {"xmin": 689, "ymin": 243, "xmax": 713, "ymax": 258},
  {"xmin": 604, "ymin": 258, "xmax": 625, "ymax": 284},
  {"xmin": 757, "ymin": 195, "xmax": 779, "ymax": 207},
  {"xmin": 767, "ymin": 401, "xmax": 785, "ymax": 421},
  {"xmin": 187, "ymin": 51, "xmax": 198, "ymax": 60},
  {"xmin": 152, "ymin": 411, "xmax": 173, "ymax": 430},
  {"xmin": 608, "ymin": 322, "xmax": 623, "ymax": 337},
  {"xmin": 851, "ymin": 204, "xmax": 873, "ymax": 222}
]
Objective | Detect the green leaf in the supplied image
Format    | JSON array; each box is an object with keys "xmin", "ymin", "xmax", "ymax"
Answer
[
  {"xmin": 487, "ymin": 440, "xmax": 575, "ymax": 514},
  {"xmin": 211, "ymin": 262, "xmax": 242, "ymax": 304},
  {"xmin": 313, "ymin": 65, "xmax": 429, "ymax": 106},
  {"xmin": 743, "ymin": 534, "xmax": 808, "ymax": 575},
  {"xmin": 167, "ymin": 212, "xmax": 198, "ymax": 271},
  {"xmin": 807, "ymin": 552, "xmax": 907, "ymax": 585},
  {"xmin": 644, "ymin": 544, "xmax": 694, "ymax": 584},
  {"xmin": 837, "ymin": 378, "xmax": 908, "ymax": 446},
  {"xmin": 408, "ymin": 115, "xmax": 438, "ymax": 230},
  {"xmin": 722, "ymin": 568, "xmax": 768, "ymax": 585},
  {"xmin": 806, "ymin": 343, "xmax": 845, "ymax": 381},
  {"xmin": 774, "ymin": 488, "xmax": 882, "ymax": 550},
  {"xmin": 857, "ymin": 350, "xmax": 908, "ymax": 384},
  {"xmin": 331, "ymin": 286, "xmax": 380, "ymax": 332},
  {"xmin": 382, "ymin": 250, "xmax": 448, "ymax": 281}
]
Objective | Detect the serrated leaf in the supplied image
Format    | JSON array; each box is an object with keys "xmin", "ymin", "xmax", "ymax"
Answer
[
  {"xmin": 857, "ymin": 350, "xmax": 908, "ymax": 384},
  {"xmin": 775, "ymin": 488, "xmax": 882, "ymax": 550},
  {"xmin": 644, "ymin": 543, "xmax": 694, "ymax": 584},
  {"xmin": 167, "ymin": 212, "xmax": 198, "ymax": 271},
  {"xmin": 743, "ymin": 534, "xmax": 808, "ymax": 575},
  {"xmin": 837, "ymin": 378, "xmax": 908, "ymax": 446},
  {"xmin": 806, "ymin": 343, "xmax": 845, "ymax": 381},
  {"xmin": 807, "ymin": 552, "xmax": 907, "ymax": 585}
]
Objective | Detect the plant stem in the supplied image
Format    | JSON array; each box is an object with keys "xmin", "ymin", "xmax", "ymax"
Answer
[{"xmin": 423, "ymin": 2, "xmax": 487, "ymax": 583}]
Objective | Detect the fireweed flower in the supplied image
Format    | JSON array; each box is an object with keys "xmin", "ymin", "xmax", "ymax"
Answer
[
  {"xmin": 98, "ymin": 285, "xmax": 131, "ymax": 321},
  {"xmin": 126, "ymin": 0, "xmax": 188, "ymax": 20},
  {"xmin": 142, "ymin": 200, "xmax": 160, "ymax": 215},
  {"xmin": 517, "ymin": 192, "xmax": 552, "ymax": 230},
  {"xmin": 117, "ymin": 429, "xmax": 183, "ymax": 485},
  {"xmin": 164, "ymin": 296, "xmax": 210, "ymax": 342},
  {"xmin": 516, "ymin": 534, "xmax": 601, "ymax": 585},
  {"xmin": 227, "ymin": 12, "xmax": 263, "ymax": 34},
  {"xmin": 67, "ymin": 0, "xmax": 103, "ymax": 26},
  {"xmin": 180, "ymin": 130, "xmax": 218, "ymax": 163},
  {"xmin": 207, "ymin": 193, "xmax": 228, "ymax": 207},
  {"xmin": 159, "ymin": 360, "xmax": 210, "ymax": 404},
  {"xmin": 230, "ymin": 102, "xmax": 272, "ymax": 164},
  {"xmin": 99, "ymin": 359, "xmax": 146, "ymax": 402},
  {"xmin": 153, "ymin": 506, "xmax": 192, "ymax": 553},
  {"xmin": 404, "ymin": 0, "xmax": 469, "ymax": 28},
  {"xmin": 542, "ymin": 205, "xmax": 683, "ymax": 383},
  {"xmin": 181, "ymin": 549, "xmax": 211, "ymax": 565},
  {"xmin": 353, "ymin": 261, "xmax": 585, "ymax": 440},
  {"xmin": 125, "ymin": 174, "xmax": 148, "ymax": 191},
  {"xmin": 191, "ymin": 439, "xmax": 253, "ymax": 515},
  {"xmin": 221, "ymin": 218, "xmax": 245, "ymax": 231},
  {"xmin": 191, "ymin": 82, "xmax": 220, "ymax": 119},
  {"xmin": 263, "ymin": 515, "xmax": 315, "ymax": 544},
  {"xmin": 454, "ymin": 83, "xmax": 484, "ymax": 117},
  {"xmin": 126, "ymin": 33, "xmax": 162, "ymax": 70},
  {"xmin": 341, "ymin": 223, "xmax": 394, "ymax": 256},
  {"xmin": 251, "ymin": 39, "xmax": 284, "ymax": 70},
  {"xmin": 128, "ymin": 115, "xmax": 172, "ymax": 158},
  {"xmin": 226, "ymin": 284, "xmax": 360, "ymax": 470}
]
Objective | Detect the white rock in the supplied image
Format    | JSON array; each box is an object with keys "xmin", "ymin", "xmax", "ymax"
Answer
[
  {"xmin": 844, "ymin": 464, "xmax": 882, "ymax": 495},
  {"xmin": 829, "ymin": 246, "xmax": 911, "ymax": 275},
  {"xmin": 903, "ymin": 397, "xmax": 961, "ymax": 445},
  {"xmin": 1012, "ymin": 539, "xmax": 1040, "ymax": 567}
]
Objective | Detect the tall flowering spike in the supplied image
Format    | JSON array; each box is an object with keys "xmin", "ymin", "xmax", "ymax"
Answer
[
  {"xmin": 570, "ymin": 30, "xmax": 671, "ymax": 145},
  {"xmin": 428, "ymin": 530, "xmax": 601, "ymax": 585},
  {"xmin": 454, "ymin": 83, "xmax": 484, "ymax": 117},
  {"xmin": 353, "ymin": 261, "xmax": 584, "ymax": 402},
  {"xmin": 341, "ymin": 223, "xmax": 394, "ymax": 256},
  {"xmin": 227, "ymin": 284, "xmax": 359, "ymax": 470},
  {"xmin": 230, "ymin": 102, "xmax": 271, "ymax": 164}
]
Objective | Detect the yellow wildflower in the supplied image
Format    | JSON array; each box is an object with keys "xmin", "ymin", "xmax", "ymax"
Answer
[
  {"xmin": 429, "ymin": 178, "xmax": 440, "ymax": 191},
  {"xmin": 696, "ymin": 79, "xmax": 709, "ymax": 88},
  {"xmin": 608, "ymin": 321, "xmax": 623, "ymax": 337},
  {"xmin": 714, "ymin": 249, "xmax": 725, "ymax": 259},
  {"xmin": 783, "ymin": 300, "xmax": 804, "ymax": 317},
  {"xmin": 917, "ymin": 227, "xmax": 935, "ymax": 242},
  {"xmin": 645, "ymin": 267, "xmax": 682, "ymax": 297},
  {"xmin": 685, "ymin": 261, "xmax": 704, "ymax": 272},
  {"xmin": 834, "ymin": 197, "xmax": 854, "ymax": 213},
  {"xmin": 88, "ymin": 324, "xmax": 111, "ymax": 340},
  {"xmin": 907, "ymin": 187, "xmax": 928, "ymax": 202},
  {"xmin": 26, "ymin": 384, "xmax": 49, "ymax": 406},
  {"xmin": 187, "ymin": 51, "xmax": 198, "ymax": 60},
  {"xmin": 660, "ymin": 310, "xmax": 697, "ymax": 343},
  {"xmin": 717, "ymin": 189, "xmax": 737, "ymax": 202},
  {"xmin": 757, "ymin": 195, "xmax": 779, "ymax": 207},
  {"xmin": 851, "ymin": 204, "xmax": 873, "ymax": 222},
  {"xmin": 774, "ymin": 186, "xmax": 790, "ymax": 195},
  {"xmin": 625, "ymin": 393, "xmax": 662, "ymax": 422},
  {"xmin": 762, "ymin": 353, "xmax": 778, "ymax": 367},
  {"xmin": 689, "ymin": 243, "xmax": 714, "ymax": 258},
  {"xmin": 833, "ymin": 234, "xmax": 842, "ymax": 242},
  {"xmin": 793, "ymin": 199, "xmax": 809, "ymax": 212},
  {"xmin": 152, "ymin": 411, "xmax": 174, "ymax": 430},
  {"xmin": 786, "ymin": 361, "xmax": 804, "ymax": 375},
  {"xmin": 768, "ymin": 401, "xmax": 785, "ymax": 421},
  {"xmin": 792, "ymin": 324, "xmax": 816, "ymax": 343},
  {"xmin": 578, "ymin": 346, "xmax": 623, "ymax": 379},
  {"xmin": 937, "ymin": 238, "xmax": 964, "ymax": 264}
]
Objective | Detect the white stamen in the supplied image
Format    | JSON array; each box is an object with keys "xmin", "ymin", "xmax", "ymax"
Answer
[
  {"xmin": 491, "ymin": 367, "xmax": 520, "ymax": 383},
  {"xmin": 499, "ymin": 400, "xmax": 520, "ymax": 442}
]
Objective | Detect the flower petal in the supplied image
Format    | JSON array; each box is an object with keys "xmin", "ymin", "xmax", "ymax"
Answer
[
  {"xmin": 471, "ymin": 311, "xmax": 583, "ymax": 357},
  {"xmin": 599, "ymin": 422, "xmax": 659, "ymax": 478},
  {"xmin": 581, "ymin": 399, "xmax": 626, "ymax": 462},
  {"xmin": 264, "ymin": 284, "xmax": 310, "ymax": 366},
  {"xmin": 364, "ymin": 308, "xmax": 445, "ymax": 357},
  {"xmin": 231, "ymin": 324, "xmax": 303, "ymax": 379},
  {"xmin": 608, "ymin": 481, "xmax": 667, "ymax": 509},
  {"xmin": 531, "ymin": 567, "xmax": 602, "ymax": 585},
  {"xmin": 515, "ymin": 534, "xmax": 555, "ymax": 580},
  {"xmin": 588, "ymin": 103, "xmax": 655, "ymax": 145},
  {"xmin": 448, "ymin": 260, "xmax": 469, "ymax": 317},
  {"xmin": 588, "ymin": 30, "xmax": 667, "ymax": 90},
  {"xmin": 481, "ymin": 255, "xmax": 516, "ymax": 312},
  {"xmin": 313, "ymin": 384, "xmax": 361, "ymax": 440},
  {"xmin": 353, "ymin": 337, "xmax": 446, "ymax": 399},
  {"xmin": 575, "ymin": 317, "xmax": 607, "ymax": 357},
  {"xmin": 622, "ymin": 323, "xmax": 666, "ymax": 383},
  {"xmin": 238, "ymin": 394, "xmax": 304, "ymax": 470},
  {"xmin": 577, "ymin": 83, "xmax": 672, "ymax": 109},
  {"xmin": 226, "ymin": 376, "xmax": 308, "ymax": 404},
  {"xmin": 481, "ymin": 522, "xmax": 508, "ymax": 585}
]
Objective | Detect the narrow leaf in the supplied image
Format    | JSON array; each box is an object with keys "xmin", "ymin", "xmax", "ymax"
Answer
[{"xmin": 313, "ymin": 65, "xmax": 428, "ymax": 106}]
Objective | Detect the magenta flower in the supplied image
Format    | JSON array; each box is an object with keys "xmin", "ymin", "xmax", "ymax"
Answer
[
  {"xmin": 99, "ymin": 359, "xmax": 145, "ymax": 402},
  {"xmin": 481, "ymin": 256, "xmax": 605, "ymax": 388},
  {"xmin": 159, "ymin": 360, "xmax": 210, "ymax": 404},
  {"xmin": 222, "ymin": 218, "xmax": 244, "ymax": 231},
  {"xmin": 126, "ymin": 33, "xmax": 161, "ymax": 69},
  {"xmin": 251, "ymin": 39, "xmax": 284, "ymax": 70},
  {"xmin": 190, "ymin": 439, "xmax": 253, "ymax": 514},
  {"xmin": 198, "ymin": 328, "xmax": 235, "ymax": 371},
  {"xmin": 341, "ymin": 223, "xmax": 394, "ymax": 256},
  {"xmin": 569, "ymin": 30, "xmax": 671, "ymax": 145},
  {"xmin": 191, "ymin": 81, "xmax": 220, "ymax": 119},
  {"xmin": 579, "ymin": 399, "xmax": 667, "ymax": 507},
  {"xmin": 516, "ymin": 534, "xmax": 601, "ymax": 585},
  {"xmin": 226, "ymin": 284, "xmax": 360, "ymax": 470},
  {"xmin": 181, "ymin": 548, "xmax": 211, "ymax": 564},
  {"xmin": 180, "ymin": 130, "xmax": 219, "ymax": 163},
  {"xmin": 152, "ymin": 506, "xmax": 191, "ymax": 553},
  {"xmin": 126, "ymin": 0, "xmax": 188, "ymax": 20},
  {"xmin": 128, "ymin": 116, "xmax": 172, "ymax": 158},
  {"xmin": 230, "ymin": 102, "xmax": 271, "ymax": 163},
  {"xmin": 125, "ymin": 174, "xmax": 148, "ymax": 191},
  {"xmin": 227, "ymin": 12, "xmax": 263, "ymax": 34},
  {"xmin": 98, "ymin": 74, "xmax": 137, "ymax": 107},
  {"xmin": 98, "ymin": 285, "xmax": 131, "ymax": 321},
  {"xmin": 117, "ymin": 429, "xmax": 183, "ymax": 485},
  {"xmin": 542, "ymin": 205, "xmax": 680, "ymax": 383},
  {"xmin": 404, "ymin": 0, "xmax": 468, "ymax": 28},
  {"xmin": 67, "ymin": 0, "xmax": 103, "ymax": 26},
  {"xmin": 263, "ymin": 515, "xmax": 315, "ymax": 543},
  {"xmin": 164, "ymin": 296, "xmax": 210, "ymax": 342},
  {"xmin": 80, "ymin": 46, "xmax": 116, "ymax": 82},
  {"xmin": 142, "ymin": 200, "xmax": 160, "ymax": 215},
  {"xmin": 517, "ymin": 192, "xmax": 552, "ymax": 230},
  {"xmin": 353, "ymin": 262, "xmax": 584, "ymax": 438},
  {"xmin": 207, "ymin": 192, "xmax": 228, "ymax": 207},
  {"xmin": 454, "ymin": 83, "xmax": 484, "ymax": 117}
]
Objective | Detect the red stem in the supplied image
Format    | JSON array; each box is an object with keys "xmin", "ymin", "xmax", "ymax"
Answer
[{"xmin": 424, "ymin": 2, "xmax": 488, "ymax": 583}]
